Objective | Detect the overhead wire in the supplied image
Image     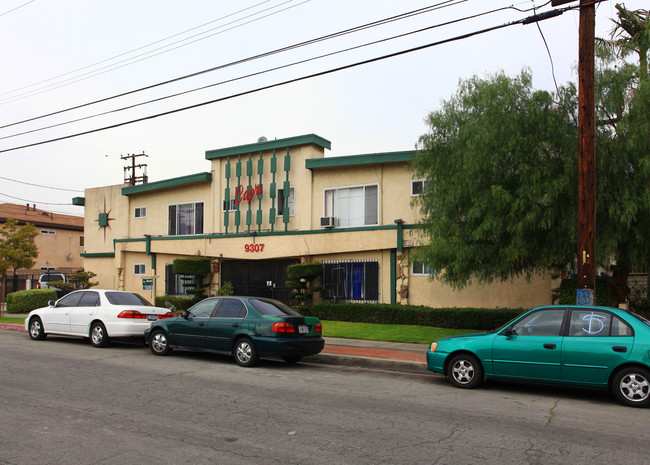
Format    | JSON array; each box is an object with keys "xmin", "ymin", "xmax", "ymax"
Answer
[
  {"xmin": 0, "ymin": 0, "xmax": 35, "ymax": 18},
  {"xmin": 0, "ymin": 4, "xmax": 575, "ymax": 155},
  {"xmin": 0, "ymin": 175, "xmax": 83, "ymax": 192},
  {"xmin": 0, "ymin": 0, "xmax": 464, "ymax": 130}
]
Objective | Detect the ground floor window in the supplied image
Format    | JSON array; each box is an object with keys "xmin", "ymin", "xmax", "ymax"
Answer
[{"xmin": 322, "ymin": 260, "xmax": 379, "ymax": 302}]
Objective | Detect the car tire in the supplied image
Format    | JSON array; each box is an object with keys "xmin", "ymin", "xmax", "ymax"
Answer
[
  {"xmin": 612, "ymin": 366, "xmax": 650, "ymax": 408},
  {"xmin": 282, "ymin": 355, "xmax": 302, "ymax": 364},
  {"xmin": 447, "ymin": 353, "xmax": 483, "ymax": 389},
  {"xmin": 89, "ymin": 322, "xmax": 110, "ymax": 348},
  {"xmin": 234, "ymin": 337, "xmax": 259, "ymax": 367},
  {"xmin": 150, "ymin": 330, "xmax": 172, "ymax": 356},
  {"xmin": 28, "ymin": 317, "xmax": 47, "ymax": 340}
]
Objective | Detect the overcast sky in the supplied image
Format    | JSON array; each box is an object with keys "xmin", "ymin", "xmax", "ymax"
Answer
[{"xmin": 0, "ymin": 0, "xmax": 645, "ymax": 217}]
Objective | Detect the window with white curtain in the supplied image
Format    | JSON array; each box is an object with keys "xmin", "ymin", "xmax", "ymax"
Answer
[
  {"xmin": 324, "ymin": 185, "xmax": 378, "ymax": 227},
  {"xmin": 168, "ymin": 202, "xmax": 204, "ymax": 236}
]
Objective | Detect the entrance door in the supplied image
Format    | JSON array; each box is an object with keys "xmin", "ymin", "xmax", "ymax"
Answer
[{"xmin": 221, "ymin": 260, "xmax": 296, "ymax": 303}]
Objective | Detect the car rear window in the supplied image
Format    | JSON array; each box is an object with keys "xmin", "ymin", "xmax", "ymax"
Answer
[
  {"xmin": 41, "ymin": 274, "xmax": 64, "ymax": 282},
  {"xmin": 249, "ymin": 298, "xmax": 300, "ymax": 316},
  {"xmin": 105, "ymin": 292, "xmax": 152, "ymax": 306}
]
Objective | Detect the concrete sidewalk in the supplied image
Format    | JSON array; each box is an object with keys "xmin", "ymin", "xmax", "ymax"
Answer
[{"xmin": 0, "ymin": 319, "xmax": 430, "ymax": 375}]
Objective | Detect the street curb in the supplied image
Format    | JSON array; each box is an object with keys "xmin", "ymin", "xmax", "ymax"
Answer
[
  {"xmin": 0, "ymin": 323, "xmax": 25, "ymax": 332},
  {"xmin": 306, "ymin": 352, "xmax": 428, "ymax": 375}
]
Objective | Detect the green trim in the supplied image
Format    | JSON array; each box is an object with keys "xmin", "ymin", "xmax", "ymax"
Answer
[
  {"xmin": 205, "ymin": 134, "xmax": 331, "ymax": 159},
  {"xmin": 390, "ymin": 250, "xmax": 397, "ymax": 305},
  {"xmin": 81, "ymin": 252, "xmax": 115, "ymax": 258},
  {"xmin": 121, "ymin": 172, "xmax": 212, "ymax": 196},
  {"xmin": 305, "ymin": 151, "xmax": 414, "ymax": 170},
  {"xmin": 72, "ymin": 197, "xmax": 85, "ymax": 206}
]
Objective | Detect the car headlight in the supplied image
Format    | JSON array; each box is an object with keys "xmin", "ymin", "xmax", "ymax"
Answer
[{"xmin": 429, "ymin": 342, "xmax": 438, "ymax": 352}]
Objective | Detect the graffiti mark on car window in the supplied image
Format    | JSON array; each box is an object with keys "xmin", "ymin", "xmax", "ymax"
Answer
[{"xmin": 582, "ymin": 312, "xmax": 606, "ymax": 335}]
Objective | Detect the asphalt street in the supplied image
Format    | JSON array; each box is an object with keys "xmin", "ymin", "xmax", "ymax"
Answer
[{"xmin": 1, "ymin": 330, "xmax": 648, "ymax": 465}]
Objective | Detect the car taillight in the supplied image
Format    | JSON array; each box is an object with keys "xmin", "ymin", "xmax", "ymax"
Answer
[
  {"xmin": 117, "ymin": 310, "xmax": 146, "ymax": 319},
  {"xmin": 158, "ymin": 312, "xmax": 175, "ymax": 319},
  {"xmin": 314, "ymin": 322, "xmax": 322, "ymax": 332},
  {"xmin": 271, "ymin": 322, "xmax": 296, "ymax": 333}
]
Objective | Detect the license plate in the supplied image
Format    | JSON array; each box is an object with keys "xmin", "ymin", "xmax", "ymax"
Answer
[
  {"xmin": 147, "ymin": 315, "xmax": 158, "ymax": 321},
  {"xmin": 298, "ymin": 325, "xmax": 309, "ymax": 334}
]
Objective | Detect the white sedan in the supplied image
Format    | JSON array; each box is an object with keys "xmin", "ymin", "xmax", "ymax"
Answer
[{"xmin": 25, "ymin": 289, "xmax": 174, "ymax": 347}]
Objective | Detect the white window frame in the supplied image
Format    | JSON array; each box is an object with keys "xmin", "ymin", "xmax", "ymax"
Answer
[
  {"xmin": 222, "ymin": 198, "xmax": 237, "ymax": 212},
  {"xmin": 134, "ymin": 263, "xmax": 146, "ymax": 275},
  {"xmin": 134, "ymin": 207, "xmax": 147, "ymax": 219},
  {"xmin": 323, "ymin": 184, "xmax": 378, "ymax": 228},
  {"xmin": 277, "ymin": 186, "xmax": 295, "ymax": 217},
  {"xmin": 411, "ymin": 261, "xmax": 433, "ymax": 276},
  {"xmin": 411, "ymin": 179, "xmax": 429, "ymax": 196}
]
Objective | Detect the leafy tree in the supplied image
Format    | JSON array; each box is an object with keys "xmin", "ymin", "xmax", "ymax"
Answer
[
  {"xmin": 49, "ymin": 270, "xmax": 98, "ymax": 294},
  {"xmin": 0, "ymin": 219, "xmax": 38, "ymax": 317},
  {"xmin": 411, "ymin": 42, "xmax": 649, "ymax": 305}
]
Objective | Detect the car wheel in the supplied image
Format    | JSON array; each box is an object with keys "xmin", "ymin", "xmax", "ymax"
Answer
[
  {"xmin": 612, "ymin": 367, "xmax": 650, "ymax": 408},
  {"xmin": 150, "ymin": 330, "xmax": 171, "ymax": 356},
  {"xmin": 28, "ymin": 317, "xmax": 47, "ymax": 340},
  {"xmin": 282, "ymin": 355, "xmax": 302, "ymax": 364},
  {"xmin": 234, "ymin": 337, "xmax": 259, "ymax": 367},
  {"xmin": 447, "ymin": 353, "xmax": 483, "ymax": 389},
  {"xmin": 89, "ymin": 322, "xmax": 110, "ymax": 348}
]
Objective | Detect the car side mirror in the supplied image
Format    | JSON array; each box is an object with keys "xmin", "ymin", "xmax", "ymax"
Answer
[
  {"xmin": 181, "ymin": 310, "xmax": 189, "ymax": 319},
  {"xmin": 48, "ymin": 300, "xmax": 55, "ymax": 307},
  {"xmin": 501, "ymin": 326, "xmax": 516, "ymax": 337}
]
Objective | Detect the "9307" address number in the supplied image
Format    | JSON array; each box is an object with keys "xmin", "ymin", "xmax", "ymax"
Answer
[{"xmin": 244, "ymin": 243, "xmax": 265, "ymax": 252}]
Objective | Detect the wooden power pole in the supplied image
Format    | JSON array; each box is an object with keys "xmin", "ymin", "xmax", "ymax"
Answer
[
  {"xmin": 576, "ymin": 0, "xmax": 596, "ymax": 305},
  {"xmin": 552, "ymin": 0, "xmax": 597, "ymax": 304}
]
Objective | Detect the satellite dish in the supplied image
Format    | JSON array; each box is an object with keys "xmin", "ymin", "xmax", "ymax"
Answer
[{"xmin": 257, "ymin": 136, "xmax": 268, "ymax": 143}]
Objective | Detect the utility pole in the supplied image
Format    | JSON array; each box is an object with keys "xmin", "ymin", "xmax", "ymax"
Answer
[
  {"xmin": 121, "ymin": 152, "xmax": 149, "ymax": 186},
  {"xmin": 552, "ymin": 0, "xmax": 597, "ymax": 305},
  {"xmin": 576, "ymin": 0, "xmax": 596, "ymax": 305}
]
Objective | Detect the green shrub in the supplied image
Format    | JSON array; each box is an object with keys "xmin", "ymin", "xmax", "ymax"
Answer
[
  {"xmin": 308, "ymin": 303, "xmax": 524, "ymax": 330},
  {"xmin": 155, "ymin": 295, "xmax": 198, "ymax": 312},
  {"xmin": 287, "ymin": 263, "xmax": 323, "ymax": 280},
  {"xmin": 558, "ymin": 277, "xmax": 611, "ymax": 306},
  {"xmin": 6, "ymin": 289, "xmax": 57, "ymax": 313},
  {"xmin": 173, "ymin": 257, "xmax": 211, "ymax": 275}
]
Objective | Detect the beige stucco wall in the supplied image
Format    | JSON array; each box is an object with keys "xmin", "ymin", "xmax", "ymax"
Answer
[
  {"xmin": 81, "ymin": 138, "xmax": 553, "ymax": 308},
  {"xmin": 33, "ymin": 228, "xmax": 84, "ymax": 271}
]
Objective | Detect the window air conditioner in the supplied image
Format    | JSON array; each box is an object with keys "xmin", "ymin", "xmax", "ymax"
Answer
[{"xmin": 320, "ymin": 216, "xmax": 336, "ymax": 228}]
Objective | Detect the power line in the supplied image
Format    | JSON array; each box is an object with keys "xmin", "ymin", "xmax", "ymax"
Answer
[
  {"xmin": 0, "ymin": 5, "xmax": 573, "ymax": 155},
  {"xmin": 0, "ymin": 175, "xmax": 83, "ymax": 192},
  {"xmin": 0, "ymin": 0, "xmax": 311, "ymax": 106},
  {"xmin": 3, "ymin": 1, "xmax": 506, "ymax": 142},
  {"xmin": 0, "ymin": 0, "xmax": 35, "ymax": 18},
  {"xmin": 0, "ymin": 0, "xmax": 464, "ymax": 130}
]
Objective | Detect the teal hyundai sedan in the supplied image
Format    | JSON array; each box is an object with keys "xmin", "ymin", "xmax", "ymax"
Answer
[
  {"xmin": 144, "ymin": 296, "xmax": 323, "ymax": 367},
  {"xmin": 427, "ymin": 305, "xmax": 650, "ymax": 407}
]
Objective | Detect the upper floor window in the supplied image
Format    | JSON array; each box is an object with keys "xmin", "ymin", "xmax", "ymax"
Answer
[
  {"xmin": 324, "ymin": 185, "xmax": 378, "ymax": 227},
  {"xmin": 411, "ymin": 179, "xmax": 430, "ymax": 196},
  {"xmin": 277, "ymin": 187, "xmax": 295, "ymax": 217},
  {"xmin": 134, "ymin": 207, "xmax": 147, "ymax": 218},
  {"xmin": 222, "ymin": 199, "xmax": 237, "ymax": 212},
  {"xmin": 168, "ymin": 202, "xmax": 204, "ymax": 236}
]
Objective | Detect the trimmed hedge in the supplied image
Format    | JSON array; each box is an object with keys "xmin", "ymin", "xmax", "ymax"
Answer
[
  {"xmin": 558, "ymin": 277, "xmax": 610, "ymax": 306},
  {"xmin": 6, "ymin": 289, "xmax": 57, "ymax": 313},
  {"xmin": 308, "ymin": 303, "xmax": 525, "ymax": 330},
  {"xmin": 155, "ymin": 295, "xmax": 198, "ymax": 312},
  {"xmin": 173, "ymin": 257, "xmax": 211, "ymax": 276}
]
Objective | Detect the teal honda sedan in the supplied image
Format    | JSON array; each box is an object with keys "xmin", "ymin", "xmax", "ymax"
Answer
[
  {"xmin": 144, "ymin": 296, "xmax": 324, "ymax": 367},
  {"xmin": 427, "ymin": 305, "xmax": 650, "ymax": 407}
]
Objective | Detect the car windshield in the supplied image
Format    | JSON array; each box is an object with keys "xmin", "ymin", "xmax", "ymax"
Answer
[
  {"xmin": 105, "ymin": 292, "xmax": 152, "ymax": 306},
  {"xmin": 249, "ymin": 298, "xmax": 300, "ymax": 316}
]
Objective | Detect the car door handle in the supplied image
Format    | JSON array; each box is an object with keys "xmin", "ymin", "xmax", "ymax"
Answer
[
  {"xmin": 543, "ymin": 344, "xmax": 556, "ymax": 350},
  {"xmin": 198, "ymin": 322, "xmax": 205, "ymax": 327},
  {"xmin": 613, "ymin": 346, "xmax": 627, "ymax": 353},
  {"xmin": 232, "ymin": 323, "xmax": 240, "ymax": 328}
]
